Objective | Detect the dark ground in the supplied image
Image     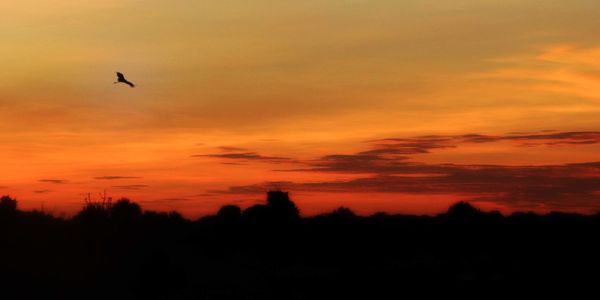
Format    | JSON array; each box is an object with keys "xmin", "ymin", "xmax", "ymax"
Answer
[{"xmin": 1, "ymin": 191, "xmax": 599, "ymax": 299}]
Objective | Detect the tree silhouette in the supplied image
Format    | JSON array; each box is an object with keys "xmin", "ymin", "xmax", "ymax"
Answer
[
  {"xmin": 265, "ymin": 190, "xmax": 299, "ymax": 222},
  {"xmin": 0, "ymin": 191, "xmax": 598, "ymax": 298},
  {"xmin": 217, "ymin": 204, "xmax": 242, "ymax": 220},
  {"xmin": 446, "ymin": 201, "xmax": 482, "ymax": 219},
  {"xmin": 72, "ymin": 202, "xmax": 110, "ymax": 233},
  {"xmin": 0, "ymin": 195, "xmax": 17, "ymax": 215},
  {"xmin": 242, "ymin": 204, "xmax": 269, "ymax": 224},
  {"xmin": 110, "ymin": 198, "xmax": 142, "ymax": 227},
  {"xmin": 327, "ymin": 207, "xmax": 356, "ymax": 219}
]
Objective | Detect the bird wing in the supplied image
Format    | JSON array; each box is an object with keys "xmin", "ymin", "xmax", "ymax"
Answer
[
  {"xmin": 125, "ymin": 81, "xmax": 135, "ymax": 88},
  {"xmin": 116, "ymin": 72, "xmax": 125, "ymax": 80}
]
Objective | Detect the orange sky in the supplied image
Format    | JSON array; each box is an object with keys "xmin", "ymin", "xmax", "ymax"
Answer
[{"xmin": 2, "ymin": 1, "xmax": 600, "ymax": 217}]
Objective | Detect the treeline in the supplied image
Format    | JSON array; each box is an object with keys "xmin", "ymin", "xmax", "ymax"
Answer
[{"xmin": 1, "ymin": 191, "xmax": 599, "ymax": 299}]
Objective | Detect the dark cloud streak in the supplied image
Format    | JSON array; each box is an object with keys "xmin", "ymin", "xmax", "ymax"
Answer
[
  {"xmin": 193, "ymin": 152, "xmax": 292, "ymax": 162},
  {"xmin": 33, "ymin": 190, "xmax": 52, "ymax": 194},
  {"xmin": 39, "ymin": 179, "xmax": 68, "ymax": 184},
  {"xmin": 220, "ymin": 162, "xmax": 600, "ymax": 210},
  {"xmin": 94, "ymin": 176, "xmax": 142, "ymax": 180},
  {"xmin": 218, "ymin": 146, "xmax": 247, "ymax": 152},
  {"xmin": 222, "ymin": 131, "xmax": 600, "ymax": 211},
  {"xmin": 112, "ymin": 185, "xmax": 149, "ymax": 190}
]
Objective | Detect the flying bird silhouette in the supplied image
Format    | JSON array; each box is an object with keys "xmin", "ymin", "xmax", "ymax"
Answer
[{"xmin": 114, "ymin": 72, "xmax": 135, "ymax": 88}]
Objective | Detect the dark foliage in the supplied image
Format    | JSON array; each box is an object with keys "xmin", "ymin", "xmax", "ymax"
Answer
[
  {"xmin": 0, "ymin": 195, "xmax": 17, "ymax": 219},
  {"xmin": 0, "ymin": 192, "xmax": 598, "ymax": 299}
]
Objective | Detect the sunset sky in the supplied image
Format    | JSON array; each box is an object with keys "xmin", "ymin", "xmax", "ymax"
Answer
[{"xmin": 2, "ymin": 0, "xmax": 600, "ymax": 217}]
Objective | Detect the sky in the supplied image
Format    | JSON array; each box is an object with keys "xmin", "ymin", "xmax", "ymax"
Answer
[{"xmin": 1, "ymin": 0, "xmax": 600, "ymax": 217}]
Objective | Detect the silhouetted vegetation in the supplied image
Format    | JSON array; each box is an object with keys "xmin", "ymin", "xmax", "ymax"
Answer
[{"xmin": 0, "ymin": 192, "xmax": 599, "ymax": 299}]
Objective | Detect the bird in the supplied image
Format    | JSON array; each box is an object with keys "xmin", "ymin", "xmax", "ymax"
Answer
[{"xmin": 114, "ymin": 72, "xmax": 135, "ymax": 88}]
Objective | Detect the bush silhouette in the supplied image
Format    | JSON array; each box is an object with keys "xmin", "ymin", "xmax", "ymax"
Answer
[
  {"xmin": 72, "ymin": 203, "xmax": 110, "ymax": 230},
  {"xmin": 446, "ymin": 201, "xmax": 482, "ymax": 219},
  {"xmin": 240, "ymin": 191, "xmax": 301, "ymax": 233},
  {"xmin": 0, "ymin": 195, "xmax": 17, "ymax": 215},
  {"xmin": 0, "ymin": 190, "xmax": 599, "ymax": 298},
  {"xmin": 217, "ymin": 204, "xmax": 242, "ymax": 220},
  {"xmin": 110, "ymin": 198, "xmax": 142, "ymax": 226},
  {"xmin": 242, "ymin": 204, "xmax": 269, "ymax": 222},
  {"xmin": 215, "ymin": 205, "xmax": 242, "ymax": 239},
  {"xmin": 327, "ymin": 207, "xmax": 356, "ymax": 219}
]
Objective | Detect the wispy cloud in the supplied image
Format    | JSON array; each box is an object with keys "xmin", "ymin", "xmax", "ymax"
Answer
[
  {"xmin": 276, "ymin": 131, "xmax": 600, "ymax": 174},
  {"xmin": 140, "ymin": 197, "xmax": 192, "ymax": 204},
  {"xmin": 218, "ymin": 146, "xmax": 247, "ymax": 152},
  {"xmin": 215, "ymin": 131, "xmax": 600, "ymax": 211},
  {"xmin": 33, "ymin": 190, "xmax": 52, "ymax": 194},
  {"xmin": 193, "ymin": 152, "xmax": 292, "ymax": 163},
  {"xmin": 112, "ymin": 185, "xmax": 149, "ymax": 190},
  {"xmin": 39, "ymin": 179, "xmax": 68, "ymax": 184},
  {"xmin": 484, "ymin": 45, "xmax": 600, "ymax": 99},
  {"xmin": 219, "ymin": 162, "xmax": 600, "ymax": 210},
  {"xmin": 94, "ymin": 176, "xmax": 142, "ymax": 180},
  {"xmin": 371, "ymin": 131, "xmax": 600, "ymax": 150}
]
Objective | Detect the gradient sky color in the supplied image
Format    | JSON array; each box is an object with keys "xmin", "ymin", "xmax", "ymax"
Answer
[{"xmin": 2, "ymin": 1, "xmax": 600, "ymax": 217}]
